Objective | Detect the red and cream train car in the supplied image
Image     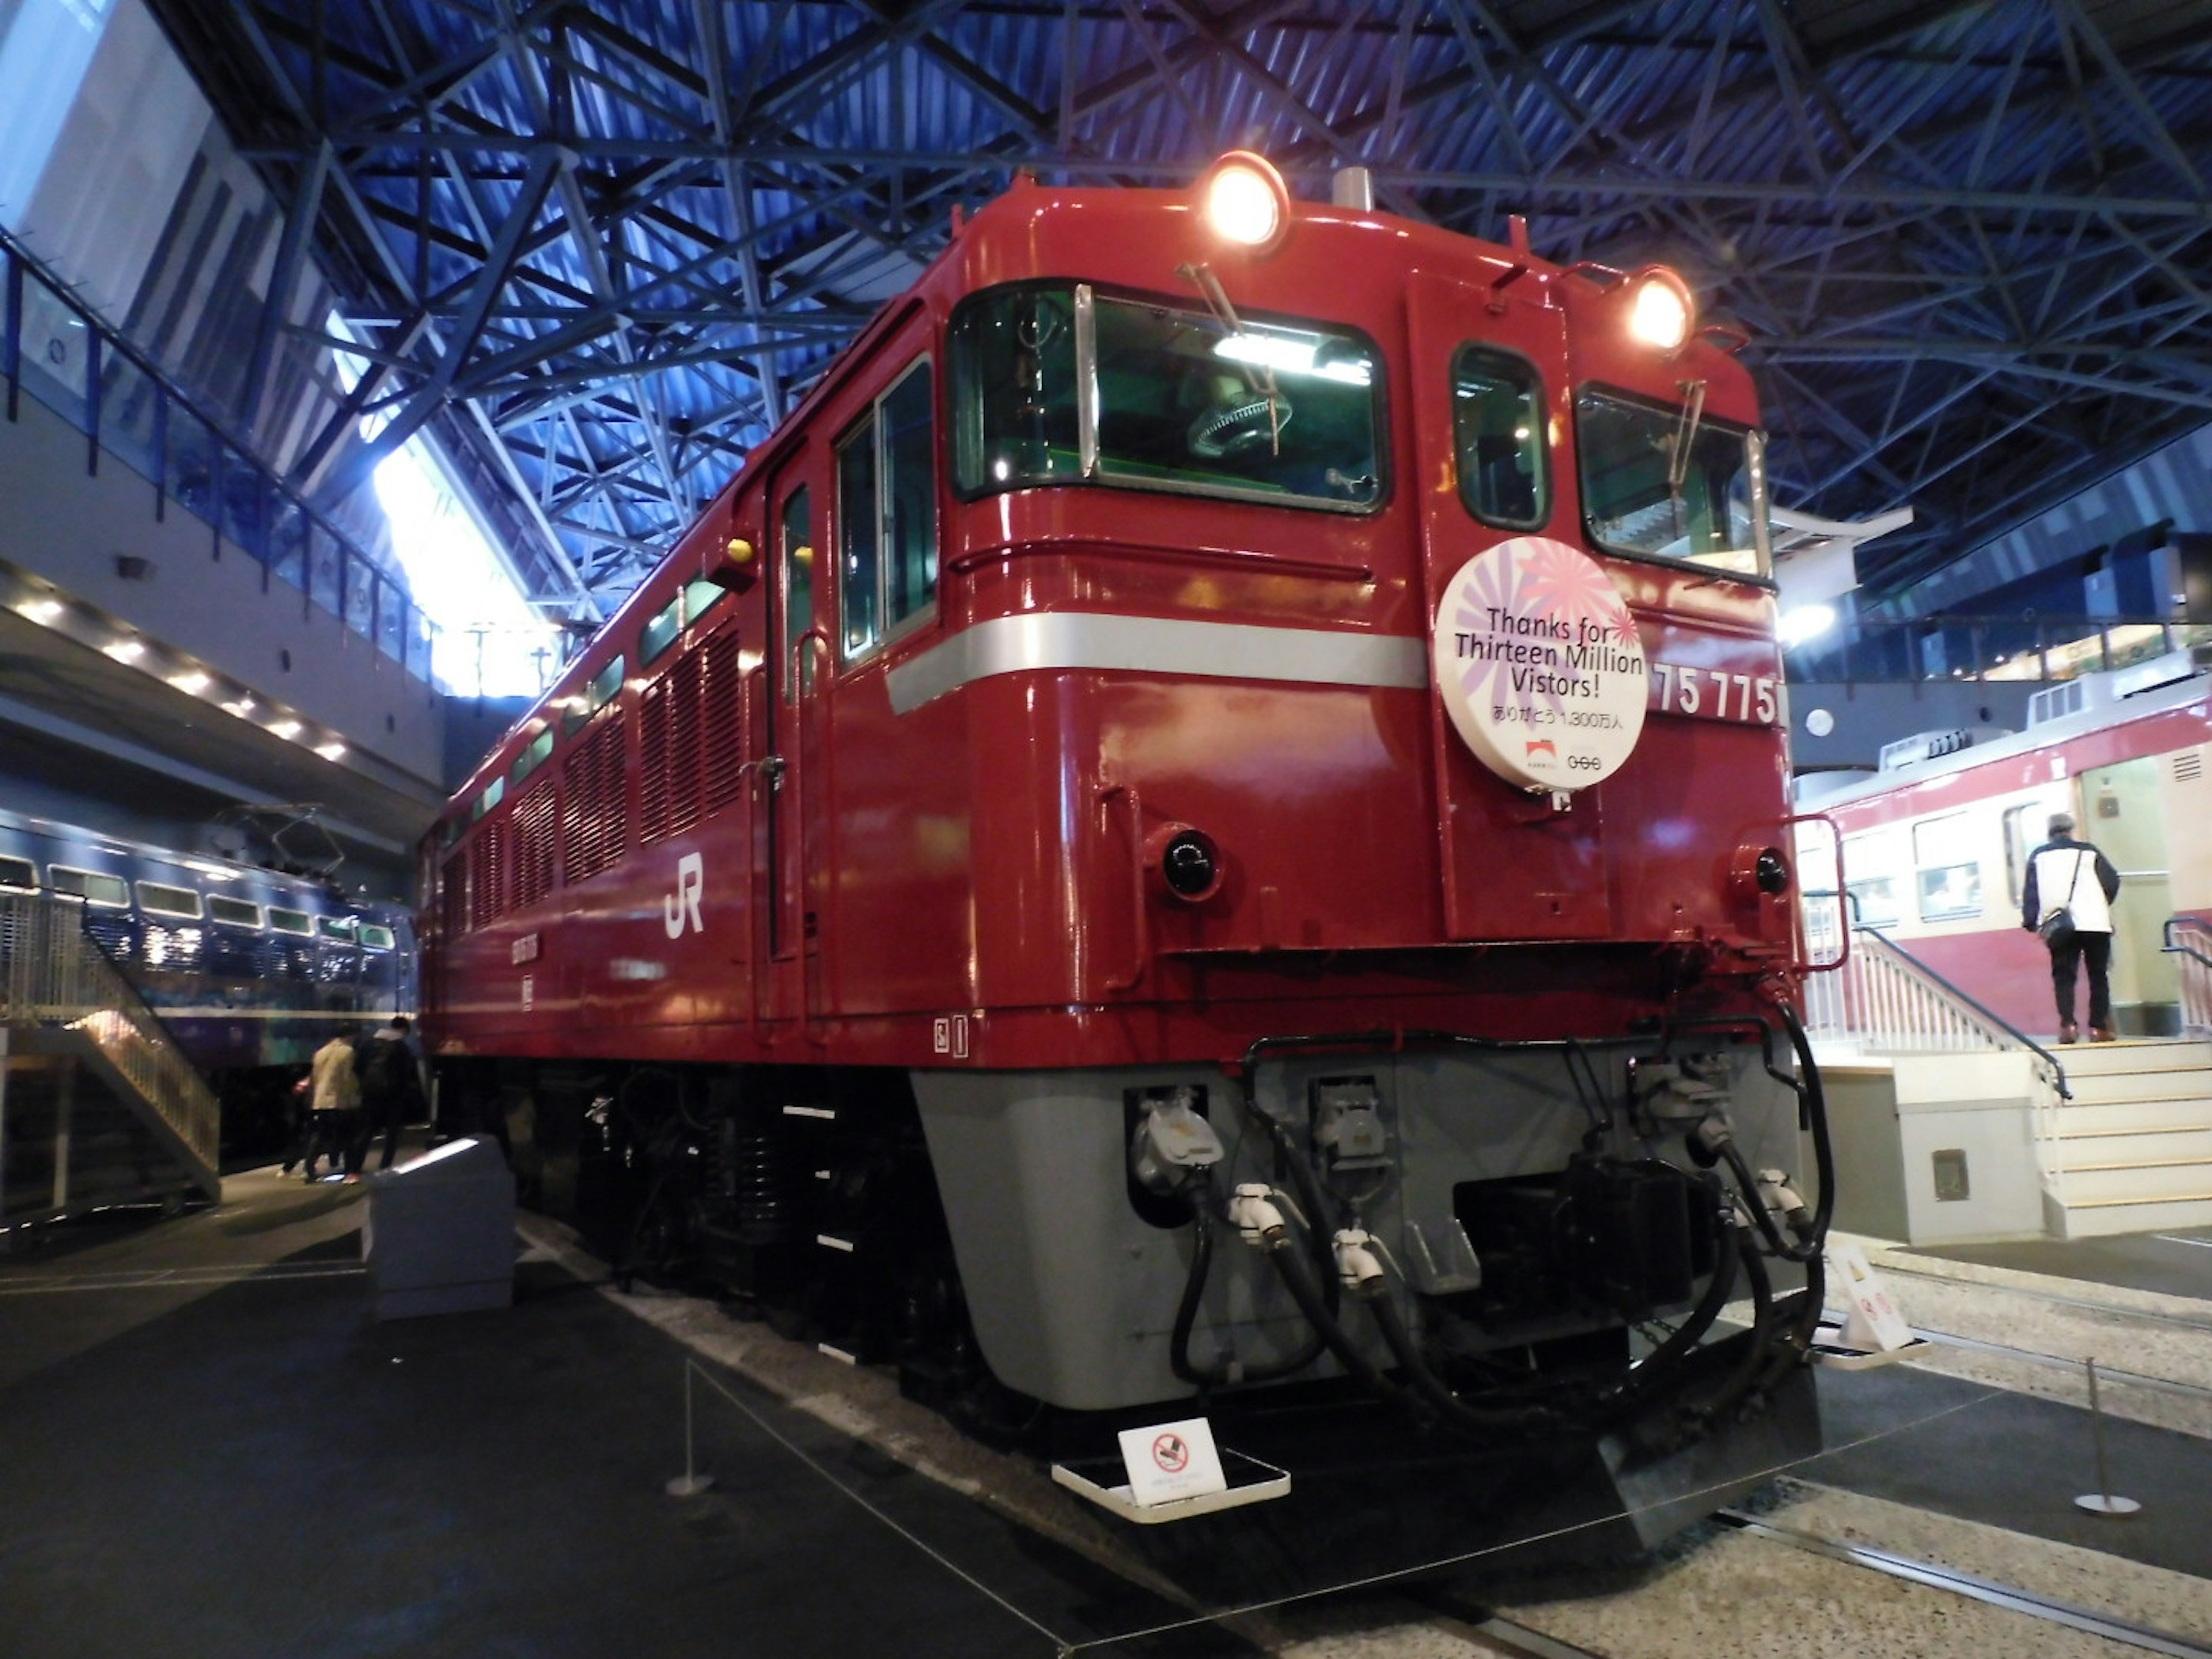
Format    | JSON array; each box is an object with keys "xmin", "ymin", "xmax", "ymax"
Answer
[
  {"xmin": 422, "ymin": 154, "xmax": 1832, "ymax": 1540},
  {"xmin": 1804, "ymin": 652, "xmax": 2212, "ymax": 1039}
]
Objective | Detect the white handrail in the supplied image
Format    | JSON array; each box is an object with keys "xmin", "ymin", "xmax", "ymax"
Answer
[
  {"xmin": 0, "ymin": 892, "xmax": 219, "ymax": 1172},
  {"xmin": 1798, "ymin": 918, "xmax": 2070, "ymax": 1202}
]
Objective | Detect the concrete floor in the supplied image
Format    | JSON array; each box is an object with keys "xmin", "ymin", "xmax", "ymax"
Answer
[{"xmin": 2, "ymin": 1165, "xmax": 2207, "ymax": 1658}]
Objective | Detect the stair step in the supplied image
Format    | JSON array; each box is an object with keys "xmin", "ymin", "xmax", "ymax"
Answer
[
  {"xmin": 2049, "ymin": 1039, "xmax": 2212, "ymax": 1077},
  {"xmin": 2055, "ymin": 1162, "xmax": 2212, "ymax": 1203},
  {"xmin": 2052, "ymin": 1097, "xmax": 2212, "ymax": 1135},
  {"xmin": 2056, "ymin": 1128, "xmax": 2212, "ymax": 1170},
  {"xmin": 2056, "ymin": 1069, "xmax": 2212, "ymax": 1105},
  {"xmin": 2055, "ymin": 1192, "xmax": 2212, "ymax": 1239}
]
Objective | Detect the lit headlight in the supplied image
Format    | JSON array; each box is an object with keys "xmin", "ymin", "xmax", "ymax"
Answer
[
  {"xmin": 1199, "ymin": 151, "xmax": 1290, "ymax": 252},
  {"xmin": 1626, "ymin": 266, "xmax": 1694, "ymax": 350}
]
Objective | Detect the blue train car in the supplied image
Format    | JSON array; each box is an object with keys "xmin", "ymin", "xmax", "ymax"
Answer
[{"xmin": 0, "ymin": 809, "xmax": 416, "ymax": 1156}]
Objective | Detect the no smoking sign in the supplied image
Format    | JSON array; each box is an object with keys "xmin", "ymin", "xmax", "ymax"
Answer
[{"xmin": 1118, "ymin": 1416, "xmax": 1227, "ymax": 1507}]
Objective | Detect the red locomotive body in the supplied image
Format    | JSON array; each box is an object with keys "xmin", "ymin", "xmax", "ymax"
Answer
[{"xmin": 425, "ymin": 156, "xmax": 1831, "ymax": 1556}]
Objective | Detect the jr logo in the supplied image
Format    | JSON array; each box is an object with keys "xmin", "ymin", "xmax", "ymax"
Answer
[{"xmin": 664, "ymin": 852, "xmax": 704, "ymax": 938}]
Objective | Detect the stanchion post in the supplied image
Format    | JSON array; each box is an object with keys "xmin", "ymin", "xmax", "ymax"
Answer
[
  {"xmin": 665, "ymin": 1359, "xmax": 715, "ymax": 1497},
  {"xmin": 2074, "ymin": 1357, "xmax": 2139, "ymax": 1517}
]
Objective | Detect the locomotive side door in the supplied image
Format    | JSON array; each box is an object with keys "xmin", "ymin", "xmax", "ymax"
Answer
[
  {"xmin": 1405, "ymin": 267, "xmax": 1616, "ymax": 941},
  {"xmin": 763, "ymin": 470, "xmax": 819, "ymax": 1010}
]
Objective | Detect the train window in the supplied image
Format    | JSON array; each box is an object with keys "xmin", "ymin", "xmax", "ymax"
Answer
[
  {"xmin": 472, "ymin": 775, "xmax": 506, "ymax": 821},
  {"xmin": 317, "ymin": 915, "xmax": 358, "ymax": 942},
  {"xmin": 640, "ymin": 595, "xmax": 683, "ymax": 665},
  {"xmin": 1452, "ymin": 347, "xmax": 1548, "ymax": 528},
  {"xmin": 782, "ymin": 487, "xmax": 813, "ymax": 700},
  {"xmin": 137, "ymin": 882, "xmax": 204, "ymax": 919},
  {"xmin": 0, "ymin": 854, "xmax": 36, "ymax": 892},
  {"xmin": 208, "ymin": 896, "xmax": 263, "ymax": 928},
  {"xmin": 48, "ymin": 866, "xmax": 129, "ymax": 907},
  {"xmin": 683, "ymin": 578, "xmax": 726, "ymax": 626},
  {"xmin": 359, "ymin": 923, "xmax": 395, "ymax": 952},
  {"xmin": 949, "ymin": 282, "xmax": 1384, "ymax": 513},
  {"xmin": 1912, "ymin": 813, "xmax": 1983, "ymax": 921},
  {"xmin": 509, "ymin": 726, "xmax": 554, "ymax": 789},
  {"xmin": 268, "ymin": 907, "xmax": 314, "ymax": 937},
  {"xmin": 838, "ymin": 361, "xmax": 935, "ymax": 658},
  {"xmin": 1840, "ymin": 831, "xmax": 1904, "ymax": 927},
  {"xmin": 1577, "ymin": 387, "xmax": 1769, "ymax": 579},
  {"xmin": 562, "ymin": 655, "xmax": 627, "ymax": 738}
]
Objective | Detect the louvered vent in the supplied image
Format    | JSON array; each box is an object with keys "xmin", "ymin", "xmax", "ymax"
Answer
[
  {"xmin": 668, "ymin": 647, "xmax": 704, "ymax": 836},
  {"xmin": 440, "ymin": 852, "xmax": 468, "ymax": 938},
  {"xmin": 702, "ymin": 631, "xmax": 745, "ymax": 813},
  {"xmin": 2176, "ymin": 751, "xmax": 2205, "ymax": 784},
  {"xmin": 512, "ymin": 782, "xmax": 557, "ymax": 908},
  {"xmin": 563, "ymin": 716, "xmax": 629, "ymax": 883},
  {"xmin": 639, "ymin": 681, "xmax": 672, "ymax": 842},
  {"xmin": 470, "ymin": 820, "xmax": 507, "ymax": 928}
]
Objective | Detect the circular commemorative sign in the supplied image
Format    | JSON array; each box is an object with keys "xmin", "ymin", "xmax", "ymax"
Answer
[{"xmin": 1431, "ymin": 537, "xmax": 1650, "ymax": 791}]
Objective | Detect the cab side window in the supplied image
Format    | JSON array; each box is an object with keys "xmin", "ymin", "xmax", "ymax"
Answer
[
  {"xmin": 1451, "ymin": 346, "xmax": 1547, "ymax": 529},
  {"xmin": 838, "ymin": 358, "xmax": 938, "ymax": 660}
]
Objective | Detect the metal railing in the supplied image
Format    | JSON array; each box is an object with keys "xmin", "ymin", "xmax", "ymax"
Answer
[
  {"xmin": 0, "ymin": 892, "xmax": 219, "ymax": 1172},
  {"xmin": 1800, "ymin": 898, "xmax": 2071, "ymax": 1199},
  {"xmin": 2164, "ymin": 917, "xmax": 2212, "ymax": 1037}
]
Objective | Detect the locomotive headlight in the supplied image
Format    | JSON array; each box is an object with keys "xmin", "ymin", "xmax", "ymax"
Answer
[
  {"xmin": 1199, "ymin": 152, "xmax": 1290, "ymax": 253},
  {"xmin": 1626, "ymin": 266, "xmax": 1694, "ymax": 351}
]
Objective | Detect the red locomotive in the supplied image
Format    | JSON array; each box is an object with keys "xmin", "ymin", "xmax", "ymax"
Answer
[{"xmin": 424, "ymin": 153, "xmax": 1833, "ymax": 1559}]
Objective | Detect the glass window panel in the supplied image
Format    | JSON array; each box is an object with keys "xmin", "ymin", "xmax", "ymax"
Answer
[
  {"xmin": 683, "ymin": 578, "xmax": 726, "ymax": 626},
  {"xmin": 0, "ymin": 855, "xmax": 37, "ymax": 891},
  {"xmin": 1912, "ymin": 812, "xmax": 1982, "ymax": 921},
  {"xmin": 1092, "ymin": 293, "xmax": 1382, "ymax": 507},
  {"xmin": 1451, "ymin": 346, "xmax": 1547, "ymax": 528},
  {"xmin": 838, "ymin": 415, "xmax": 881, "ymax": 657},
  {"xmin": 782, "ymin": 487, "xmax": 813, "ymax": 702},
  {"xmin": 950, "ymin": 285, "xmax": 1080, "ymax": 488},
  {"xmin": 268, "ymin": 906, "xmax": 313, "ymax": 937},
  {"xmin": 48, "ymin": 865, "xmax": 128, "ymax": 907},
  {"xmin": 269, "ymin": 502, "xmax": 309, "ymax": 592},
  {"xmin": 883, "ymin": 362, "xmax": 937, "ymax": 630},
  {"xmin": 208, "ymin": 895, "xmax": 262, "ymax": 928},
  {"xmin": 18, "ymin": 272, "xmax": 90, "ymax": 430},
  {"xmin": 309, "ymin": 525, "xmax": 342, "ymax": 616},
  {"xmin": 221, "ymin": 451, "xmax": 272, "ymax": 560},
  {"xmin": 344, "ymin": 555, "xmax": 376, "ymax": 639},
  {"xmin": 99, "ymin": 350, "xmax": 161, "ymax": 482},
  {"xmin": 377, "ymin": 575, "xmax": 404, "ymax": 661},
  {"xmin": 359, "ymin": 923, "xmax": 395, "ymax": 951},
  {"xmin": 509, "ymin": 726, "xmax": 554, "ymax": 786},
  {"xmin": 640, "ymin": 595, "xmax": 683, "ymax": 665},
  {"xmin": 472, "ymin": 775, "xmax": 506, "ymax": 821},
  {"xmin": 1577, "ymin": 387, "xmax": 1767, "ymax": 577},
  {"xmin": 166, "ymin": 405, "xmax": 219, "ymax": 527},
  {"xmin": 316, "ymin": 914, "xmax": 357, "ymax": 941},
  {"xmin": 137, "ymin": 881, "xmax": 203, "ymax": 919}
]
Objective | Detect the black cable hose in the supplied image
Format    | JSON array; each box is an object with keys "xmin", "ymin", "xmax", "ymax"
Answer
[
  {"xmin": 1358, "ymin": 1281, "xmax": 1567, "ymax": 1435},
  {"xmin": 1168, "ymin": 1181, "xmax": 1325, "ymax": 1388},
  {"xmin": 1692, "ymin": 1232, "xmax": 1775, "ymax": 1426},
  {"xmin": 1607, "ymin": 1210, "xmax": 1743, "ymax": 1408},
  {"xmin": 1260, "ymin": 1233, "xmax": 1423, "ymax": 1414}
]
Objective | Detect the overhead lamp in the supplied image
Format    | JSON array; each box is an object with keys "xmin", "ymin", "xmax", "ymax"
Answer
[
  {"xmin": 103, "ymin": 638, "xmax": 145, "ymax": 662},
  {"xmin": 1199, "ymin": 151, "xmax": 1290, "ymax": 253},
  {"xmin": 1778, "ymin": 603, "xmax": 1836, "ymax": 647},
  {"xmin": 1626, "ymin": 266, "xmax": 1694, "ymax": 351},
  {"xmin": 18, "ymin": 599, "xmax": 63, "ymax": 622},
  {"xmin": 221, "ymin": 696, "xmax": 255, "ymax": 717},
  {"xmin": 315, "ymin": 741, "xmax": 347, "ymax": 760},
  {"xmin": 270, "ymin": 718, "xmax": 303, "ymax": 738},
  {"xmin": 169, "ymin": 670, "xmax": 211, "ymax": 694}
]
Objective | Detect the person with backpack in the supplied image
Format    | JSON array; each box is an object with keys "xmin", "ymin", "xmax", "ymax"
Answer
[
  {"xmin": 356, "ymin": 1015, "xmax": 430, "ymax": 1171},
  {"xmin": 2021, "ymin": 811, "xmax": 2123, "ymax": 1044}
]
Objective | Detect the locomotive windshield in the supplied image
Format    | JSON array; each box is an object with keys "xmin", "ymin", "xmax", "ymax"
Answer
[
  {"xmin": 1577, "ymin": 387, "xmax": 1770, "ymax": 579},
  {"xmin": 950, "ymin": 282, "xmax": 1383, "ymax": 510}
]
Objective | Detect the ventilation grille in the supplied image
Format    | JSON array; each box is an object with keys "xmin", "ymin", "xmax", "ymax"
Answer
[
  {"xmin": 702, "ymin": 631, "xmax": 745, "ymax": 813},
  {"xmin": 2176, "ymin": 751, "xmax": 2205, "ymax": 785},
  {"xmin": 512, "ymin": 782, "xmax": 558, "ymax": 908},
  {"xmin": 469, "ymin": 820, "xmax": 507, "ymax": 929},
  {"xmin": 440, "ymin": 852, "xmax": 468, "ymax": 938},
  {"xmin": 562, "ymin": 715, "xmax": 628, "ymax": 883}
]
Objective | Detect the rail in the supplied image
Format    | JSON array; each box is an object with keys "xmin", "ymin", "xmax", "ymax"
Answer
[
  {"xmin": 1799, "ymin": 897, "xmax": 2071, "ymax": 1199},
  {"xmin": 2164, "ymin": 916, "xmax": 2212, "ymax": 1037},
  {"xmin": 0, "ymin": 891, "xmax": 220, "ymax": 1173}
]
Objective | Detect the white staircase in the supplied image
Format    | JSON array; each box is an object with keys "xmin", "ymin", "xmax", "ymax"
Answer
[{"xmin": 2047, "ymin": 1037, "xmax": 2212, "ymax": 1238}]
